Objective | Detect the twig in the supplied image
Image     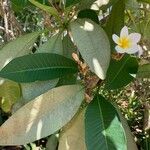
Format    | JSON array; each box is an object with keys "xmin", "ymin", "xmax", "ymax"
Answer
[
  {"xmin": 0, "ymin": 25, "xmax": 14, "ymax": 37},
  {"xmin": 2, "ymin": 0, "xmax": 10, "ymax": 41}
]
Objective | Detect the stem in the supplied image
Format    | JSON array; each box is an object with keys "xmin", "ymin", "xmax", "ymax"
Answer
[{"xmin": 2, "ymin": 0, "xmax": 10, "ymax": 41}]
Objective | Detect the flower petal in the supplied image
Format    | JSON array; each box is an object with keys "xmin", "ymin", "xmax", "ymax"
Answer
[
  {"xmin": 126, "ymin": 44, "xmax": 139, "ymax": 54},
  {"xmin": 112, "ymin": 34, "xmax": 119, "ymax": 44},
  {"xmin": 129, "ymin": 33, "xmax": 141, "ymax": 43},
  {"xmin": 120, "ymin": 26, "xmax": 128, "ymax": 37},
  {"xmin": 115, "ymin": 46, "xmax": 125, "ymax": 53},
  {"xmin": 138, "ymin": 45, "xmax": 143, "ymax": 57}
]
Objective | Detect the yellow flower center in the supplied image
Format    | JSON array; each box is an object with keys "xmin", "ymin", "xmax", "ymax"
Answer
[{"xmin": 118, "ymin": 37, "xmax": 131, "ymax": 49}]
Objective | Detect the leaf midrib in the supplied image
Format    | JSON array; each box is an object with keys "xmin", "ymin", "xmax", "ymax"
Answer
[{"xmin": 1, "ymin": 66, "xmax": 77, "ymax": 75}]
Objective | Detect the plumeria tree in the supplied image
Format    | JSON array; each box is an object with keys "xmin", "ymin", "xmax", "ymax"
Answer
[{"xmin": 0, "ymin": 0, "xmax": 150, "ymax": 150}]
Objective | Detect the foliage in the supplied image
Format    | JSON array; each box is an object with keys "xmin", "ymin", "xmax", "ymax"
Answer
[{"xmin": 0, "ymin": 0, "xmax": 150, "ymax": 150}]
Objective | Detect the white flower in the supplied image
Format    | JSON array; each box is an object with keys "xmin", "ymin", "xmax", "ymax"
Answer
[
  {"xmin": 137, "ymin": 45, "xmax": 143, "ymax": 57},
  {"xmin": 112, "ymin": 26, "xmax": 143, "ymax": 56}
]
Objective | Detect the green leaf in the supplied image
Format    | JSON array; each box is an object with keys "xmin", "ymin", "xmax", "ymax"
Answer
[
  {"xmin": 25, "ymin": 33, "xmax": 62, "ymax": 100},
  {"xmin": 142, "ymin": 136, "xmax": 150, "ymax": 150},
  {"xmin": 105, "ymin": 0, "xmax": 125, "ymax": 51},
  {"xmin": 105, "ymin": 55, "xmax": 138, "ymax": 90},
  {"xmin": 62, "ymin": 33, "xmax": 76, "ymax": 59},
  {"xmin": 20, "ymin": 33, "xmax": 62, "ymax": 101},
  {"xmin": 11, "ymin": 0, "xmax": 29, "ymax": 11},
  {"xmin": 78, "ymin": 9, "xmax": 99, "ymax": 24},
  {"xmin": 137, "ymin": 64, "xmax": 150, "ymax": 78},
  {"xmin": 71, "ymin": 18, "xmax": 110, "ymax": 80},
  {"xmin": 56, "ymin": 34, "xmax": 77, "ymax": 86},
  {"xmin": 65, "ymin": 0, "xmax": 80, "ymax": 7},
  {"xmin": 0, "ymin": 32, "xmax": 40, "ymax": 71},
  {"xmin": 78, "ymin": 0, "xmax": 95, "ymax": 10},
  {"xmin": 0, "ymin": 80, "xmax": 20, "ymax": 112},
  {"xmin": 85, "ymin": 95, "xmax": 127, "ymax": 150},
  {"xmin": 0, "ymin": 53, "xmax": 78, "ymax": 83},
  {"xmin": 0, "ymin": 84, "xmax": 84, "ymax": 145},
  {"xmin": 37, "ymin": 33, "xmax": 63, "ymax": 54},
  {"xmin": 115, "ymin": 104, "xmax": 138, "ymax": 150},
  {"xmin": 58, "ymin": 110, "xmax": 86, "ymax": 150},
  {"xmin": 28, "ymin": 0, "xmax": 58, "ymax": 17},
  {"xmin": 46, "ymin": 134, "xmax": 58, "ymax": 150},
  {"xmin": 21, "ymin": 79, "xmax": 59, "ymax": 101},
  {"xmin": 37, "ymin": 33, "xmax": 76, "ymax": 58},
  {"xmin": 11, "ymin": 0, "xmax": 49, "ymax": 11},
  {"xmin": 11, "ymin": 98, "xmax": 27, "ymax": 113},
  {"xmin": 56, "ymin": 74, "xmax": 77, "ymax": 86}
]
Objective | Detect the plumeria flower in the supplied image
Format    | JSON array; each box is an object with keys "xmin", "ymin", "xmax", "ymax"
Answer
[{"xmin": 112, "ymin": 26, "xmax": 143, "ymax": 56}]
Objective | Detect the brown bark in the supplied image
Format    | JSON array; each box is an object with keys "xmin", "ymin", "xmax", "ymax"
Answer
[{"xmin": 0, "ymin": 0, "xmax": 22, "ymax": 42}]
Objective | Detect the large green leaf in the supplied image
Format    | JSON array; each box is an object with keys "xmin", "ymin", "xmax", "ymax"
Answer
[
  {"xmin": 105, "ymin": 55, "xmax": 138, "ymax": 90},
  {"xmin": 0, "ymin": 32, "xmax": 40, "ymax": 71},
  {"xmin": 115, "ymin": 104, "xmax": 138, "ymax": 150},
  {"xmin": 58, "ymin": 110, "xmax": 87, "ymax": 150},
  {"xmin": 137, "ymin": 64, "xmax": 150, "ymax": 78},
  {"xmin": 56, "ymin": 74, "xmax": 77, "ymax": 87},
  {"xmin": 0, "ymin": 53, "xmax": 78, "ymax": 83},
  {"xmin": 11, "ymin": 0, "xmax": 49, "ymax": 11},
  {"xmin": 85, "ymin": 95, "xmax": 127, "ymax": 150},
  {"xmin": 21, "ymin": 79, "xmax": 59, "ymax": 101},
  {"xmin": 37, "ymin": 33, "xmax": 77, "ymax": 87},
  {"xmin": 71, "ymin": 18, "xmax": 110, "ymax": 80},
  {"xmin": 56, "ymin": 34, "xmax": 77, "ymax": 86},
  {"xmin": 28, "ymin": 0, "xmax": 58, "ymax": 17},
  {"xmin": 37, "ymin": 33, "xmax": 75, "ymax": 58},
  {"xmin": 37, "ymin": 33, "xmax": 63, "ymax": 54},
  {"xmin": 0, "ymin": 80, "xmax": 20, "ymax": 112},
  {"xmin": 105, "ymin": 0, "xmax": 125, "ymax": 51},
  {"xmin": 62, "ymin": 34, "xmax": 76, "ymax": 59},
  {"xmin": 23, "ymin": 33, "xmax": 63, "ymax": 100},
  {"xmin": 0, "ymin": 84, "xmax": 84, "ymax": 145}
]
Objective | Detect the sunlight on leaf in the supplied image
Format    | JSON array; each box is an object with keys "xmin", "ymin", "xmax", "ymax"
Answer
[
  {"xmin": 92, "ymin": 58, "xmax": 105, "ymax": 80},
  {"xmin": 0, "ymin": 80, "xmax": 20, "ymax": 112},
  {"xmin": 58, "ymin": 110, "xmax": 87, "ymax": 150},
  {"xmin": 0, "ymin": 85, "xmax": 84, "ymax": 145},
  {"xmin": 0, "ymin": 32, "xmax": 40, "ymax": 70},
  {"xmin": 82, "ymin": 21, "xmax": 94, "ymax": 31},
  {"xmin": 36, "ymin": 120, "xmax": 43, "ymax": 140},
  {"xmin": 71, "ymin": 19, "xmax": 110, "ymax": 80}
]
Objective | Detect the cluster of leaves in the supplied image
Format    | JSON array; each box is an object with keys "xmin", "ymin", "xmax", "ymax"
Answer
[{"xmin": 0, "ymin": 0, "xmax": 150, "ymax": 150}]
